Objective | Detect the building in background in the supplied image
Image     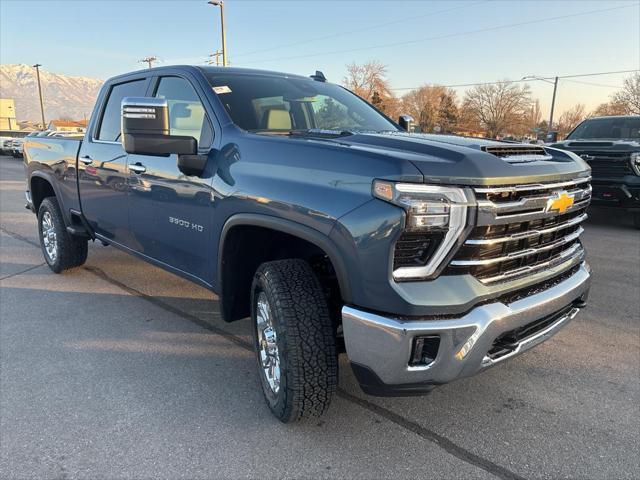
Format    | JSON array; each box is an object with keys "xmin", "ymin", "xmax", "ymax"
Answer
[
  {"xmin": 0, "ymin": 98, "xmax": 19, "ymax": 130},
  {"xmin": 47, "ymin": 119, "xmax": 88, "ymax": 133}
]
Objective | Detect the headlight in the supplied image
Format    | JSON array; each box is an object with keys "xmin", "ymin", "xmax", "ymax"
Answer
[
  {"xmin": 631, "ymin": 152, "xmax": 640, "ymax": 176},
  {"xmin": 373, "ymin": 180, "xmax": 473, "ymax": 280}
]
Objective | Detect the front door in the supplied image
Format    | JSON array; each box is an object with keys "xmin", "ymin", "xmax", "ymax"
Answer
[
  {"xmin": 127, "ymin": 75, "xmax": 215, "ymax": 283},
  {"xmin": 78, "ymin": 78, "xmax": 149, "ymax": 246}
]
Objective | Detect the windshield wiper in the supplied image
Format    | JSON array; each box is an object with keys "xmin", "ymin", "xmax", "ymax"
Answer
[{"xmin": 287, "ymin": 129, "xmax": 354, "ymax": 138}]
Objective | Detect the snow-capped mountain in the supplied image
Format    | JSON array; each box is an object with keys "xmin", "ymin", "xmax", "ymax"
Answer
[{"xmin": 0, "ymin": 64, "xmax": 103, "ymax": 122}]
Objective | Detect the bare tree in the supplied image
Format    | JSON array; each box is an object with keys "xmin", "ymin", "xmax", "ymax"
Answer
[
  {"xmin": 343, "ymin": 61, "xmax": 398, "ymax": 117},
  {"xmin": 557, "ymin": 104, "xmax": 587, "ymax": 138},
  {"xmin": 592, "ymin": 100, "xmax": 629, "ymax": 117},
  {"xmin": 462, "ymin": 81, "xmax": 532, "ymax": 138},
  {"xmin": 612, "ymin": 72, "xmax": 640, "ymax": 115},
  {"xmin": 401, "ymin": 85, "xmax": 457, "ymax": 133}
]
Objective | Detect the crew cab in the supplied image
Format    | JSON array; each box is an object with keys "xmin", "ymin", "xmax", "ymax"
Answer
[
  {"xmin": 24, "ymin": 66, "xmax": 592, "ymax": 422},
  {"xmin": 550, "ymin": 115, "xmax": 640, "ymax": 228}
]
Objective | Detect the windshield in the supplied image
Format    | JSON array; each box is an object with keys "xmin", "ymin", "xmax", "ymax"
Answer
[
  {"xmin": 206, "ymin": 73, "xmax": 398, "ymax": 134},
  {"xmin": 567, "ymin": 117, "xmax": 640, "ymax": 140}
]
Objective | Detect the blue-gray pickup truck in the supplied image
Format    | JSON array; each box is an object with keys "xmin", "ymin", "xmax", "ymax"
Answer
[{"xmin": 24, "ymin": 66, "xmax": 592, "ymax": 422}]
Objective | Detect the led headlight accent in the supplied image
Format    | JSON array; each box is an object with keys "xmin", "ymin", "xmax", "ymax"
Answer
[
  {"xmin": 631, "ymin": 152, "xmax": 640, "ymax": 176},
  {"xmin": 373, "ymin": 181, "xmax": 471, "ymax": 280}
]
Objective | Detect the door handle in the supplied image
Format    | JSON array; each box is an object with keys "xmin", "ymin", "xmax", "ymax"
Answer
[
  {"xmin": 80, "ymin": 155, "xmax": 93, "ymax": 165},
  {"xmin": 128, "ymin": 163, "xmax": 146, "ymax": 174}
]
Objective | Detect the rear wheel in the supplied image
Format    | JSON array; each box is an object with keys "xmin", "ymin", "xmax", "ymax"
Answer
[
  {"xmin": 38, "ymin": 197, "xmax": 88, "ymax": 273},
  {"xmin": 633, "ymin": 212, "xmax": 640, "ymax": 230},
  {"xmin": 251, "ymin": 259, "xmax": 338, "ymax": 423}
]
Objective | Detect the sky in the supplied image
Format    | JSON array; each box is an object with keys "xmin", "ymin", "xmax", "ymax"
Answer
[{"xmin": 1, "ymin": 0, "xmax": 639, "ymax": 117}]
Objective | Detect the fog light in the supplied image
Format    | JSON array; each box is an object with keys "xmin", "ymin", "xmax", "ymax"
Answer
[{"xmin": 410, "ymin": 335, "xmax": 440, "ymax": 366}]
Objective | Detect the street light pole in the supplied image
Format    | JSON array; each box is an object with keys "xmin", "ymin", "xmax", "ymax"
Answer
[
  {"xmin": 33, "ymin": 64, "xmax": 46, "ymax": 130},
  {"xmin": 548, "ymin": 76, "xmax": 558, "ymax": 131},
  {"xmin": 208, "ymin": 0, "xmax": 227, "ymax": 66}
]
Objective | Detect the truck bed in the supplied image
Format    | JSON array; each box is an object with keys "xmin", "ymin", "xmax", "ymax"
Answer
[{"xmin": 24, "ymin": 135, "xmax": 84, "ymax": 223}]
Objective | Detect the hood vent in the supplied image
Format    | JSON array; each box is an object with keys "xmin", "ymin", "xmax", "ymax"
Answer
[
  {"xmin": 482, "ymin": 145, "xmax": 552, "ymax": 163},
  {"xmin": 568, "ymin": 142, "xmax": 614, "ymax": 147}
]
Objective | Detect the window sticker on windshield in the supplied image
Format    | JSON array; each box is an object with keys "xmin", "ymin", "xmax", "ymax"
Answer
[{"xmin": 213, "ymin": 86, "xmax": 232, "ymax": 94}]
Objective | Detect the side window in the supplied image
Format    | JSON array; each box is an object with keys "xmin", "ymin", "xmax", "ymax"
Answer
[
  {"xmin": 97, "ymin": 79, "xmax": 147, "ymax": 141},
  {"xmin": 154, "ymin": 77, "xmax": 208, "ymax": 145}
]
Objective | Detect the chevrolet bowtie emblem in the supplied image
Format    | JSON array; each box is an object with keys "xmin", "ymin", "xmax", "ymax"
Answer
[{"xmin": 546, "ymin": 191, "xmax": 575, "ymax": 214}]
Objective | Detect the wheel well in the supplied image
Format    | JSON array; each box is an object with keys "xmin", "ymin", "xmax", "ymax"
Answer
[
  {"xmin": 30, "ymin": 176, "xmax": 56, "ymax": 212},
  {"xmin": 220, "ymin": 225, "xmax": 344, "ymax": 326}
]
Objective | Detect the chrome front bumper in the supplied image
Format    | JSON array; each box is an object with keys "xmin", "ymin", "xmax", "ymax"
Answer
[{"xmin": 342, "ymin": 263, "xmax": 591, "ymax": 395}]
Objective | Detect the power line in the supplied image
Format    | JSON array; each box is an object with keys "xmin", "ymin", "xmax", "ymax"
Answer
[
  {"xmin": 389, "ymin": 69, "xmax": 639, "ymax": 91},
  {"xmin": 232, "ymin": 0, "xmax": 489, "ymax": 59},
  {"xmin": 561, "ymin": 79, "xmax": 624, "ymax": 89},
  {"xmin": 239, "ymin": 3, "xmax": 638, "ymax": 66}
]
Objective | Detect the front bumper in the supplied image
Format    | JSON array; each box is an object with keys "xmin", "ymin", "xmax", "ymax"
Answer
[
  {"xmin": 590, "ymin": 181, "xmax": 640, "ymax": 211},
  {"xmin": 342, "ymin": 263, "xmax": 591, "ymax": 396}
]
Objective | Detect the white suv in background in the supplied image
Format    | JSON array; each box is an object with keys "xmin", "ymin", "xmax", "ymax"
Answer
[{"xmin": 11, "ymin": 138, "xmax": 24, "ymax": 157}]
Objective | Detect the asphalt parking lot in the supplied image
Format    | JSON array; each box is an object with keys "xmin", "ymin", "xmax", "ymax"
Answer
[{"xmin": 1, "ymin": 154, "xmax": 638, "ymax": 480}]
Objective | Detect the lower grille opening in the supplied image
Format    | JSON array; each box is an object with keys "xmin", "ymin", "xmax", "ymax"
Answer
[
  {"xmin": 394, "ymin": 232, "xmax": 443, "ymax": 269},
  {"xmin": 410, "ymin": 335, "xmax": 440, "ymax": 367},
  {"xmin": 485, "ymin": 305, "xmax": 574, "ymax": 361}
]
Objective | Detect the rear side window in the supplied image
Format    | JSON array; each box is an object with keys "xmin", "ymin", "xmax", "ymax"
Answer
[{"xmin": 97, "ymin": 79, "xmax": 147, "ymax": 141}]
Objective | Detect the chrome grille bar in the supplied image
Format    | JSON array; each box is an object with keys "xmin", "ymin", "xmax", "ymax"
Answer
[
  {"xmin": 480, "ymin": 244, "xmax": 585, "ymax": 284},
  {"xmin": 465, "ymin": 213, "xmax": 588, "ymax": 245},
  {"xmin": 476, "ymin": 185, "xmax": 591, "ymax": 226},
  {"xmin": 474, "ymin": 176, "xmax": 591, "ymax": 194},
  {"xmin": 451, "ymin": 228, "xmax": 583, "ymax": 266}
]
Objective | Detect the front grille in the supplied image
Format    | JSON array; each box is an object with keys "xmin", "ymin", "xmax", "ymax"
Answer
[
  {"xmin": 574, "ymin": 152, "xmax": 633, "ymax": 178},
  {"xmin": 445, "ymin": 176, "xmax": 591, "ymax": 283}
]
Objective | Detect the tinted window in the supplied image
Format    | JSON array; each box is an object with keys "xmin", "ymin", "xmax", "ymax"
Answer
[
  {"xmin": 207, "ymin": 74, "xmax": 398, "ymax": 133},
  {"xmin": 567, "ymin": 117, "xmax": 640, "ymax": 140},
  {"xmin": 97, "ymin": 79, "xmax": 147, "ymax": 141},
  {"xmin": 154, "ymin": 76, "xmax": 207, "ymax": 144}
]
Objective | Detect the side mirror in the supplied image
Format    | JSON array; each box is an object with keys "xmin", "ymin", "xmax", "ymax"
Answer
[
  {"xmin": 398, "ymin": 115, "xmax": 414, "ymax": 132},
  {"xmin": 121, "ymin": 97, "xmax": 197, "ymax": 157}
]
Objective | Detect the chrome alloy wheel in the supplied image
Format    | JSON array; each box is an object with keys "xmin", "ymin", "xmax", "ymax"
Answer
[
  {"xmin": 41, "ymin": 211, "xmax": 58, "ymax": 262},
  {"xmin": 256, "ymin": 292, "xmax": 281, "ymax": 394}
]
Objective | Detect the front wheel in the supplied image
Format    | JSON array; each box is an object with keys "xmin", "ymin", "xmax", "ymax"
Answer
[
  {"xmin": 251, "ymin": 259, "xmax": 338, "ymax": 423},
  {"xmin": 633, "ymin": 212, "xmax": 640, "ymax": 230},
  {"xmin": 38, "ymin": 197, "xmax": 88, "ymax": 273}
]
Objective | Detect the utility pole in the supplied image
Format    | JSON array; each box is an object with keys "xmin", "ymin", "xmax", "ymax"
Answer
[
  {"xmin": 522, "ymin": 74, "xmax": 560, "ymax": 133},
  {"xmin": 208, "ymin": 50, "xmax": 224, "ymax": 66},
  {"xmin": 208, "ymin": 1, "xmax": 227, "ymax": 66},
  {"xmin": 548, "ymin": 76, "xmax": 559, "ymax": 131},
  {"xmin": 32, "ymin": 64, "xmax": 46, "ymax": 130},
  {"xmin": 140, "ymin": 56, "xmax": 157, "ymax": 69}
]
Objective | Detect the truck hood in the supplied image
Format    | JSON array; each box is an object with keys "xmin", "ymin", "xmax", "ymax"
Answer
[{"xmin": 326, "ymin": 132, "xmax": 589, "ymax": 186}]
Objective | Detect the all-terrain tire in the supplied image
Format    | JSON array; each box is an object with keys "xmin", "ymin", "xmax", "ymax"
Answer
[
  {"xmin": 251, "ymin": 259, "xmax": 338, "ymax": 423},
  {"xmin": 38, "ymin": 196, "xmax": 88, "ymax": 273}
]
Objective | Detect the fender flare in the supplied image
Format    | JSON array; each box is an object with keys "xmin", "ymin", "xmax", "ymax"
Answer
[
  {"xmin": 29, "ymin": 171, "xmax": 71, "ymax": 226},
  {"xmin": 218, "ymin": 213, "xmax": 352, "ymax": 303}
]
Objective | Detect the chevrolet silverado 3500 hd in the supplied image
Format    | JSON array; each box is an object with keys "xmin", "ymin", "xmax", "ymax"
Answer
[{"xmin": 24, "ymin": 66, "xmax": 591, "ymax": 422}]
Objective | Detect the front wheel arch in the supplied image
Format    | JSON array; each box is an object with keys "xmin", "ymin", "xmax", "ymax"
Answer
[{"xmin": 217, "ymin": 215, "xmax": 351, "ymax": 323}]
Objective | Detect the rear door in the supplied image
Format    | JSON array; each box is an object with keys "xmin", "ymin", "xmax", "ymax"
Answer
[
  {"xmin": 79, "ymin": 78, "xmax": 149, "ymax": 246},
  {"xmin": 127, "ymin": 75, "xmax": 215, "ymax": 283}
]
